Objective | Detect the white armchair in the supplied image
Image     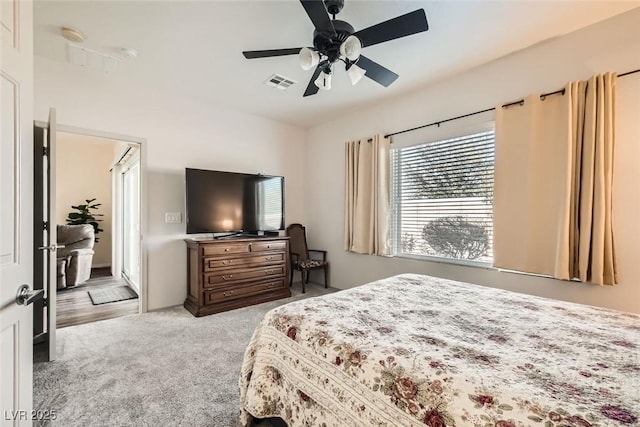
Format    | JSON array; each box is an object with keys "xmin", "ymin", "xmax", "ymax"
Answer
[{"xmin": 57, "ymin": 224, "xmax": 95, "ymax": 288}]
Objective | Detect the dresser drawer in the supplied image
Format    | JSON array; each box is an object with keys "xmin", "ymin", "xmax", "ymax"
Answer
[
  {"xmin": 250, "ymin": 240, "xmax": 287, "ymax": 252},
  {"xmin": 202, "ymin": 242, "xmax": 250, "ymax": 256},
  {"xmin": 205, "ymin": 279, "xmax": 286, "ymax": 304},
  {"xmin": 203, "ymin": 252, "xmax": 285, "ymax": 271},
  {"xmin": 204, "ymin": 265, "xmax": 285, "ymax": 287}
]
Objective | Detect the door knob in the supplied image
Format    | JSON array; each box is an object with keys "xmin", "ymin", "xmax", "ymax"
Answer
[
  {"xmin": 38, "ymin": 244, "xmax": 64, "ymax": 251},
  {"xmin": 16, "ymin": 284, "xmax": 45, "ymax": 306}
]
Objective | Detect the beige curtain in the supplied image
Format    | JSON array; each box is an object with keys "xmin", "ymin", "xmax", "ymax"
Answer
[
  {"xmin": 344, "ymin": 134, "xmax": 391, "ymax": 256},
  {"xmin": 494, "ymin": 73, "xmax": 617, "ymax": 285}
]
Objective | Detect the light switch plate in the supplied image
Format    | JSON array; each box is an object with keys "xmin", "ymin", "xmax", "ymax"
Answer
[{"xmin": 165, "ymin": 212, "xmax": 182, "ymax": 224}]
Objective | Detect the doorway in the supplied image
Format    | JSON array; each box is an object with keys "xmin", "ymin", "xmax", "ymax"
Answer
[{"xmin": 38, "ymin": 127, "xmax": 146, "ymax": 330}]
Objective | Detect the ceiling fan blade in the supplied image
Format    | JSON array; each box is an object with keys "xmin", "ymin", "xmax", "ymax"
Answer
[
  {"xmin": 356, "ymin": 56, "xmax": 399, "ymax": 87},
  {"xmin": 243, "ymin": 48, "xmax": 304, "ymax": 59},
  {"xmin": 303, "ymin": 65, "xmax": 323, "ymax": 97},
  {"xmin": 353, "ymin": 9, "xmax": 429, "ymax": 48},
  {"xmin": 300, "ymin": 0, "xmax": 335, "ymax": 34}
]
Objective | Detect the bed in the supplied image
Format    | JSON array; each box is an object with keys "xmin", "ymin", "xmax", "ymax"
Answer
[{"xmin": 239, "ymin": 274, "xmax": 640, "ymax": 426}]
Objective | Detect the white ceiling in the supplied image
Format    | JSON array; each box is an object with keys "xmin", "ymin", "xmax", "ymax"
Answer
[{"xmin": 34, "ymin": 1, "xmax": 639, "ymax": 128}]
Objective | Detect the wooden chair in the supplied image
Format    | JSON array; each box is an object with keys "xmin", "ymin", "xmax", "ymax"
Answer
[{"xmin": 286, "ymin": 223, "xmax": 329, "ymax": 293}]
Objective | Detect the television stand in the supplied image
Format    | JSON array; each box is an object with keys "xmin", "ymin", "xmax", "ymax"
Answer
[{"xmin": 184, "ymin": 237, "xmax": 291, "ymax": 317}]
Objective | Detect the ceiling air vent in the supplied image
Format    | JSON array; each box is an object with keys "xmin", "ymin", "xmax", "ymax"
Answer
[{"xmin": 264, "ymin": 74, "xmax": 297, "ymax": 91}]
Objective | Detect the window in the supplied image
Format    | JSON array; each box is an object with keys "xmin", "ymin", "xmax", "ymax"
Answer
[
  {"xmin": 256, "ymin": 177, "xmax": 284, "ymax": 231},
  {"xmin": 391, "ymin": 129, "xmax": 495, "ymax": 264}
]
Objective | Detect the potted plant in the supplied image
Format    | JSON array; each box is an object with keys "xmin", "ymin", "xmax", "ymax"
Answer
[{"xmin": 66, "ymin": 198, "xmax": 104, "ymax": 243}]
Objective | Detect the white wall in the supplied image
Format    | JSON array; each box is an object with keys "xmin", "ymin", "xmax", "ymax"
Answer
[
  {"xmin": 306, "ymin": 9, "xmax": 640, "ymax": 313},
  {"xmin": 55, "ymin": 132, "xmax": 117, "ymax": 267},
  {"xmin": 35, "ymin": 58, "xmax": 307, "ymax": 311}
]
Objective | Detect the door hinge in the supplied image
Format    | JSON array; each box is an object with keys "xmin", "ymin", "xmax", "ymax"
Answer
[
  {"xmin": 43, "ymin": 221, "xmax": 48, "ymax": 230},
  {"xmin": 43, "ymin": 146, "xmax": 48, "ymax": 156}
]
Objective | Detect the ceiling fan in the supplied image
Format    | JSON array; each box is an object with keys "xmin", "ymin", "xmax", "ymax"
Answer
[{"xmin": 242, "ymin": 0, "xmax": 429, "ymax": 97}]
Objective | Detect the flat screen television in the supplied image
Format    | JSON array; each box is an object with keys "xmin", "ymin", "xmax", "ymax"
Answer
[{"xmin": 185, "ymin": 168, "xmax": 285, "ymax": 235}]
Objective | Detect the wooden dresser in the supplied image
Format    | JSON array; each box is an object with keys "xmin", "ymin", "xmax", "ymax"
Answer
[{"xmin": 184, "ymin": 237, "xmax": 291, "ymax": 317}]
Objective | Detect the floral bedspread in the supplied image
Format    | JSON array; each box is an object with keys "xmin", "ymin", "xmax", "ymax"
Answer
[{"xmin": 239, "ymin": 274, "xmax": 640, "ymax": 426}]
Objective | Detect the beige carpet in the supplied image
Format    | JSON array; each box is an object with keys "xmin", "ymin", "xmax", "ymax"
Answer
[{"xmin": 33, "ymin": 282, "xmax": 336, "ymax": 427}]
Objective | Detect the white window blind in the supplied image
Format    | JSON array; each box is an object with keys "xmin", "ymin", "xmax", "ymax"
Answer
[{"xmin": 391, "ymin": 129, "xmax": 495, "ymax": 263}]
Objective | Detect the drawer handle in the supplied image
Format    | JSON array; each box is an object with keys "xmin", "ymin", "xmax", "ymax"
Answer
[
  {"xmin": 223, "ymin": 291, "xmax": 234, "ymax": 297},
  {"xmin": 264, "ymin": 256, "xmax": 273, "ymax": 261},
  {"xmin": 265, "ymin": 283, "xmax": 275, "ymax": 289},
  {"xmin": 265, "ymin": 270, "xmax": 273, "ymax": 275},
  {"xmin": 224, "ymin": 248, "xmax": 230, "ymax": 252},
  {"xmin": 222, "ymin": 260, "xmax": 232, "ymax": 265},
  {"xmin": 222, "ymin": 274, "xmax": 233, "ymax": 280}
]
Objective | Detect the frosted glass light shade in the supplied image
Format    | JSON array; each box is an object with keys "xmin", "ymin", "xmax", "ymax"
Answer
[
  {"xmin": 314, "ymin": 71, "xmax": 332, "ymax": 90},
  {"xmin": 347, "ymin": 64, "xmax": 366, "ymax": 85},
  {"xmin": 339, "ymin": 36, "xmax": 362, "ymax": 61},
  {"xmin": 299, "ymin": 47, "xmax": 320, "ymax": 71}
]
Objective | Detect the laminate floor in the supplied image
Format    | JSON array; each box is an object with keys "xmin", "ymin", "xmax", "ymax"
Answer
[{"xmin": 56, "ymin": 268, "xmax": 139, "ymax": 328}]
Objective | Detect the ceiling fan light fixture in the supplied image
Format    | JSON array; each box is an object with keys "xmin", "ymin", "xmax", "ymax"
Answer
[
  {"xmin": 339, "ymin": 35, "xmax": 362, "ymax": 61},
  {"xmin": 314, "ymin": 70, "xmax": 332, "ymax": 90},
  {"xmin": 347, "ymin": 63, "xmax": 366, "ymax": 85},
  {"xmin": 242, "ymin": 4, "xmax": 430, "ymax": 97},
  {"xmin": 299, "ymin": 47, "xmax": 320, "ymax": 71}
]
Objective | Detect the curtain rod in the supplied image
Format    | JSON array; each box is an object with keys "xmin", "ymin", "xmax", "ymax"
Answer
[
  {"xmin": 109, "ymin": 146, "xmax": 132, "ymax": 172},
  {"xmin": 385, "ymin": 68, "xmax": 640, "ymax": 139}
]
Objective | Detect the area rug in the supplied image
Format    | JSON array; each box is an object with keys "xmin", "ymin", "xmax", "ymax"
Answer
[{"xmin": 87, "ymin": 285, "xmax": 138, "ymax": 305}]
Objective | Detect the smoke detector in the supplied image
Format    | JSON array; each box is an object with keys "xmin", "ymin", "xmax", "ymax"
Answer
[
  {"xmin": 61, "ymin": 26, "xmax": 86, "ymax": 43},
  {"xmin": 120, "ymin": 47, "xmax": 138, "ymax": 60}
]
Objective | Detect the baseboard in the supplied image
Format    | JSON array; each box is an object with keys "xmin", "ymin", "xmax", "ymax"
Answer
[{"xmin": 91, "ymin": 263, "xmax": 111, "ymax": 269}]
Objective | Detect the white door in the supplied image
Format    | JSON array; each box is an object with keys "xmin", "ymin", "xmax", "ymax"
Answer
[
  {"xmin": 122, "ymin": 159, "xmax": 140, "ymax": 289},
  {"xmin": 33, "ymin": 112, "xmax": 58, "ymax": 363},
  {"xmin": 47, "ymin": 113, "xmax": 57, "ymax": 360},
  {"xmin": 0, "ymin": 0, "xmax": 35, "ymax": 425}
]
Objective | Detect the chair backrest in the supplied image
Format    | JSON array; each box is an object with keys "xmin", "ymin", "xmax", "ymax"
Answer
[
  {"xmin": 57, "ymin": 224, "xmax": 95, "ymax": 249},
  {"xmin": 286, "ymin": 223, "xmax": 309, "ymax": 261}
]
